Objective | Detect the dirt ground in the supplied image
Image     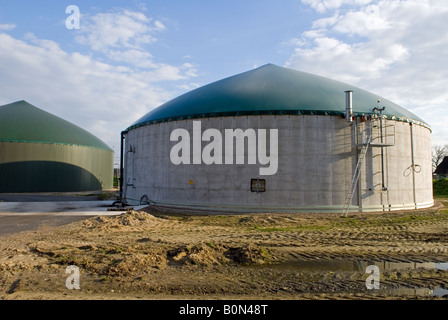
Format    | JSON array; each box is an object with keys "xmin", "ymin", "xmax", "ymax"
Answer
[{"xmin": 1, "ymin": 199, "xmax": 448, "ymax": 300}]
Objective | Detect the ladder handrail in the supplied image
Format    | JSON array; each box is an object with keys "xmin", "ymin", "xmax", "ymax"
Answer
[{"xmin": 342, "ymin": 123, "xmax": 373, "ymax": 217}]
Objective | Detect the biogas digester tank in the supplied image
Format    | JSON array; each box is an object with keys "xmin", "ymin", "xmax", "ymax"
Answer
[
  {"xmin": 0, "ymin": 101, "xmax": 114, "ymax": 193},
  {"xmin": 122, "ymin": 64, "xmax": 433, "ymax": 213}
]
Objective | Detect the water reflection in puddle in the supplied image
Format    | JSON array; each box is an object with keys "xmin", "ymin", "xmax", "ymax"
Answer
[
  {"xmin": 383, "ymin": 286, "xmax": 448, "ymax": 297},
  {"xmin": 435, "ymin": 262, "xmax": 448, "ymax": 271},
  {"xmin": 270, "ymin": 259, "xmax": 448, "ymax": 297},
  {"xmin": 432, "ymin": 287, "xmax": 448, "ymax": 297},
  {"xmin": 283, "ymin": 260, "xmax": 448, "ymax": 273}
]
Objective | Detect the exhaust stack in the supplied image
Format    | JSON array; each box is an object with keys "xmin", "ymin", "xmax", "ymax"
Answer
[{"xmin": 345, "ymin": 90, "xmax": 353, "ymax": 123}]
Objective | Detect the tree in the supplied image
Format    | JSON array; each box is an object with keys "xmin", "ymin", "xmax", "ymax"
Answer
[{"xmin": 432, "ymin": 144, "xmax": 448, "ymax": 173}]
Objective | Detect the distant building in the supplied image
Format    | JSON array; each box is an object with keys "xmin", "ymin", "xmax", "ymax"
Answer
[
  {"xmin": 0, "ymin": 100, "xmax": 114, "ymax": 193},
  {"xmin": 434, "ymin": 156, "xmax": 448, "ymax": 179}
]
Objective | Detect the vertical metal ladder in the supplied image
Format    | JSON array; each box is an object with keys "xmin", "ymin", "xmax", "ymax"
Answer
[{"xmin": 342, "ymin": 125, "xmax": 373, "ymax": 217}]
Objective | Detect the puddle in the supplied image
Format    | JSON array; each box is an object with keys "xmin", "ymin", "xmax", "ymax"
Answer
[
  {"xmin": 275, "ymin": 259, "xmax": 448, "ymax": 273},
  {"xmin": 432, "ymin": 287, "xmax": 448, "ymax": 297},
  {"xmin": 388, "ymin": 287, "xmax": 448, "ymax": 297},
  {"xmin": 264, "ymin": 259, "xmax": 448, "ymax": 297},
  {"xmin": 435, "ymin": 262, "xmax": 448, "ymax": 271}
]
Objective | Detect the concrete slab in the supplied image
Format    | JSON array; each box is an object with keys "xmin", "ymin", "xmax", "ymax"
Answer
[{"xmin": 0, "ymin": 201, "xmax": 148, "ymax": 216}]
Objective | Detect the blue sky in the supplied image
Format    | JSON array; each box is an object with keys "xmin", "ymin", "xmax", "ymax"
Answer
[
  {"xmin": 0, "ymin": 1, "xmax": 314, "ymax": 82},
  {"xmin": 1, "ymin": 0, "xmax": 447, "ymax": 162}
]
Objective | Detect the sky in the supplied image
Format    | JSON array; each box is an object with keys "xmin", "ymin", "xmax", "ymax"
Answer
[{"xmin": 0, "ymin": 0, "xmax": 447, "ymax": 165}]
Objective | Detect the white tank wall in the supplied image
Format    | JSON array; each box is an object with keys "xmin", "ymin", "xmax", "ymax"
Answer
[
  {"xmin": 358, "ymin": 121, "xmax": 433, "ymax": 211},
  {"xmin": 124, "ymin": 115, "xmax": 433, "ymax": 212}
]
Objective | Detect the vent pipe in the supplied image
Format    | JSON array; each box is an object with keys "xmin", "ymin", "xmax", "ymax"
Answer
[{"xmin": 345, "ymin": 90, "xmax": 353, "ymax": 123}]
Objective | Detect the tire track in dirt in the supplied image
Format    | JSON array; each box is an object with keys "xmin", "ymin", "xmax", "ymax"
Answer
[{"xmin": 1, "ymin": 207, "xmax": 448, "ymax": 299}]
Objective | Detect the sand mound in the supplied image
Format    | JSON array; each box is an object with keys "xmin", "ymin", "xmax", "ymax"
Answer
[
  {"xmin": 168, "ymin": 243, "xmax": 273, "ymax": 267},
  {"xmin": 169, "ymin": 243, "xmax": 230, "ymax": 266},
  {"xmin": 83, "ymin": 211, "xmax": 170, "ymax": 231},
  {"xmin": 226, "ymin": 244, "xmax": 272, "ymax": 265},
  {"xmin": 108, "ymin": 252, "xmax": 167, "ymax": 276}
]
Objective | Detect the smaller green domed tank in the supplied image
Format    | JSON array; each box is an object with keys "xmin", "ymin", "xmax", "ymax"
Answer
[{"xmin": 0, "ymin": 100, "xmax": 114, "ymax": 193}]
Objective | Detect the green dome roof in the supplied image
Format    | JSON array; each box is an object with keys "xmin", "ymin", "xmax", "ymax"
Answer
[
  {"xmin": 128, "ymin": 64, "xmax": 429, "ymax": 131},
  {"xmin": 0, "ymin": 101, "xmax": 112, "ymax": 150}
]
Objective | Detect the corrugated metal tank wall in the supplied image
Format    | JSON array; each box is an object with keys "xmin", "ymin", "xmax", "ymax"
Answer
[
  {"xmin": 0, "ymin": 141, "xmax": 113, "ymax": 192},
  {"xmin": 358, "ymin": 120, "xmax": 433, "ymax": 211},
  {"xmin": 123, "ymin": 115, "xmax": 433, "ymax": 212}
]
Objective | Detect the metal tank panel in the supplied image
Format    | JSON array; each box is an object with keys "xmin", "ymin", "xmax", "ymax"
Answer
[
  {"xmin": 122, "ymin": 64, "xmax": 433, "ymax": 213},
  {"xmin": 0, "ymin": 101, "xmax": 114, "ymax": 193},
  {"xmin": 0, "ymin": 142, "xmax": 113, "ymax": 192},
  {"xmin": 123, "ymin": 115, "xmax": 433, "ymax": 212},
  {"xmin": 128, "ymin": 64, "xmax": 429, "ymax": 131}
]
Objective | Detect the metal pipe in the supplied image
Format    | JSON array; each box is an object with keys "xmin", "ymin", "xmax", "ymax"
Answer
[
  {"xmin": 119, "ymin": 130, "xmax": 127, "ymax": 203},
  {"xmin": 345, "ymin": 90, "xmax": 353, "ymax": 123},
  {"xmin": 373, "ymin": 106, "xmax": 387, "ymax": 191},
  {"xmin": 410, "ymin": 123, "xmax": 417, "ymax": 209},
  {"xmin": 356, "ymin": 116, "xmax": 363, "ymax": 211},
  {"xmin": 379, "ymin": 116, "xmax": 387, "ymax": 191}
]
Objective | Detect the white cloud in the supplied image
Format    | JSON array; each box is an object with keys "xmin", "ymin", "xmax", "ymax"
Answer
[
  {"xmin": 70, "ymin": 8, "xmax": 194, "ymax": 86},
  {"xmin": 75, "ymin": 9, "xmax": 159, "ymax": 51},
  {"xmin": 154, "ymin": 20, "xmax": 166, "ymax": 31},
  {"xmin": 330, "ymin": 5, "xmax": 391, "ymax": 35},
  {"xmin": 140, "ymin": 64, "xmax": 195, "ymax": 82},
  {"xmin": 0, "ymin": 32, "xmax": 196, "ymax": 151},
  {"xmin": 0, "ymin": 24, "xmax": 16, "ymax": 30},
  {"xmin": 176, "ymin": 82, "xmax": 201, "ymax": 91},
  {"xmin": 0, "ymin": 8, "xmax": 200, "ymax": 152},
  {"xmin": 288, "ymin": 0, "xmax": 448, "ymax": 145},
  {"xmin": 73, "ymin": 9, "xmax": 171, "ymax": 73},
  {"xmin": 301, "ymin": 0, "xmax": 374, "ymax": 13},
  {"xmin": 107, "ymin": 49, "xmax": 156, "ymax": 68},
  {"xmin": 181, "ymin": 63, "xmax": 198, "ymax": 78}
]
